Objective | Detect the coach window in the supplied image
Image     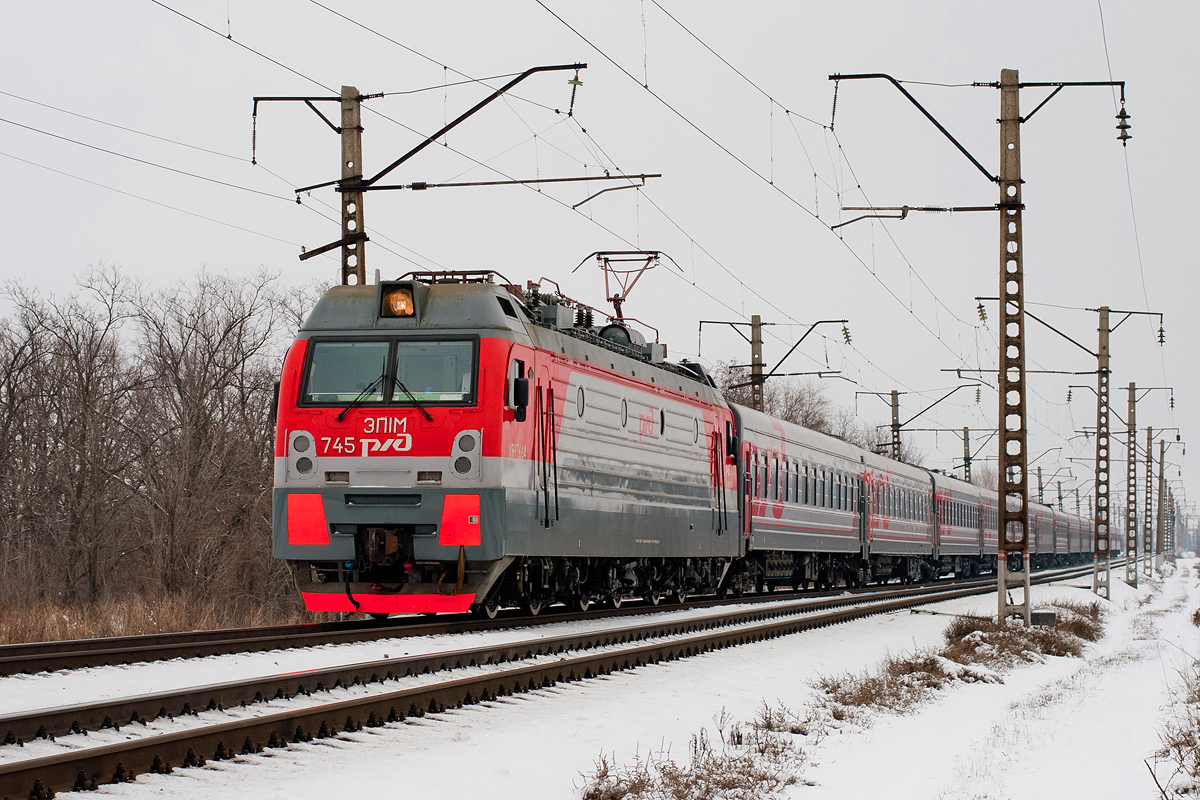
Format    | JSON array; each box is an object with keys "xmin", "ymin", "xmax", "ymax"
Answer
[{"xmin": 773, "ymin": 458, "xmax": 780, "ymax": 501}]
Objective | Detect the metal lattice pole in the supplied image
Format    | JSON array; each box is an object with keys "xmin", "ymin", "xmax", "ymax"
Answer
[
  {"xmin": 1092, "ymin": 307, "xmax": 1111, "ymax": 598},
  {"xmin": 997, "ymin": 69, "xmax": 1031, "ymax": 626},
  {"xmin": 1125, "ymin": 384, "xmax": 1138, "ymax": 587}
]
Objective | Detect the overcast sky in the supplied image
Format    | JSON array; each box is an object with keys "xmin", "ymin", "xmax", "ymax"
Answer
[{"xmin": 1, "ymin": 1, "xmax": 1194, "ymax": 518}]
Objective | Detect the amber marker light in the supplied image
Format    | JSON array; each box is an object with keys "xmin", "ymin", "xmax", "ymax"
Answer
[{"xmin": 382, "ymin": 286, "xmax": 415, "ymax": 317}]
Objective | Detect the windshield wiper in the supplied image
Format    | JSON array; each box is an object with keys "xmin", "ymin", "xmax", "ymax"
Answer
[
  {"xmin": 392, "ymin": 376, "xmax": 434, "ymax": 421},
  {"xmin": 336, "ymin": 373, "xmax": 385, "ymax": 422}
]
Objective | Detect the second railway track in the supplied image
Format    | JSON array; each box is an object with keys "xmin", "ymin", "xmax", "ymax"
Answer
[
  {"xmin": 0, "ymin": 562, "xmax": 1106, "ymax": 799},
  {"xmin": 0, "ymin": 561, "xmax": 1105, "ymax": 678}
]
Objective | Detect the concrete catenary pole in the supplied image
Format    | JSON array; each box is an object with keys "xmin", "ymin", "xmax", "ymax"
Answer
[
  {"xmin": 750, "ymin": 315, "xmax": 764, "ymax": 413},
  {"xmin": 891, "ymin": 390, "xmax": 902, "ymax": 460},
  {"xmin": 963, "ymin": 427, "xmax": 972, "ymax": 482},
  {"xmin": 1157, "ymin": 439, "xmax": 1166, "ymax": 571},
  {"xmin": 996, "ymin": 69, "xmax": 1031, "ymax": 626},
  {"xmin": 1144, "ymin": 427, "xmax": 1154, "ymax": 579},
  {"xmin": 340, "ymin": 86, "xmax": 366, "ymax": 286},
  {"xmin": 1125, "ymin": 384, "xmax": 1138, "ymax": 587},
  {"xmin": 1092, "ymin": 308, "xmax": 1112, "ymax": 598}
]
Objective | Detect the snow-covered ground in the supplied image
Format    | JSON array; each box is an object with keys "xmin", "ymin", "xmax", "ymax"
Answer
[{"xmin": 8, "ymin": 566, "xmax": 1196, "ymax": 798}]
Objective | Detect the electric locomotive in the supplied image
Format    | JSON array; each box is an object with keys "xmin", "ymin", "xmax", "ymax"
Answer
[
  {"xmin": 272, "ymin": 270, "xmax": 1095, "ymax": 617},
  {"xmin": 273, "ymin": 271, "xmax": 740, "ymax": 617}
]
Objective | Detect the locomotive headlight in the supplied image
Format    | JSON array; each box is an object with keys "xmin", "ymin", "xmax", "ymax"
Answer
[
  {"xmin": 458, "ymin": 434, "xmax": 477, "ymax": 453},
  {"xmin": 381, "ymin": 287, "xmax": 415, "ymax": 317},
  {"xmin": 296, "ymin": 457, "xmax": 314, "ymax": 474},
  {"xmin": 454, "ymin": 456, "xmax": 473, "ymax": 474},
  {"xmin": 292, "ymin": 435, "xmax": 311, "ymax": 454}
]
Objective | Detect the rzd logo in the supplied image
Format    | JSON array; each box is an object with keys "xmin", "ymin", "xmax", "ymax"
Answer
[{"xmin": 360, "ymin": 436, "xmax": 413, "ymax": 456}]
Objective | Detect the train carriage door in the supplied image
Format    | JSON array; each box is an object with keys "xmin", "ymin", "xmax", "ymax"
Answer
[
  {"xmin": 742, "ymin": 441, "xmax": 757, "ymax": 538},
  {"xmin": 857, "ymin": 475, "xmax": 868, "ymax": 560}
]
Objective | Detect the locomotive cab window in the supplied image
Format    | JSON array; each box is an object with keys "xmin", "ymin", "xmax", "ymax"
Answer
[
  {"xmin": 304, "ymin": 340, "xmax": 390, "ymax": 403},
  {"xmin": 393, "ymin": 340, "xmax": 475, "ymax": 402},
  {"xmin": 302, "ymin": 337, "xmax": 478, "ymax": 407}
]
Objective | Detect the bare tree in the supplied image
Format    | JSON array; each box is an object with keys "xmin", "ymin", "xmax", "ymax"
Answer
[
  {"xmin": 1, "ymin": 268, "xmax": 144, "ymax": 603},
  {"xmin": 711, "ymin": 361, "xmax": 924, "ymax": 465},
  {"xmin": 133, "ymin": 269, "xmax": 285, "ymax": 604}
]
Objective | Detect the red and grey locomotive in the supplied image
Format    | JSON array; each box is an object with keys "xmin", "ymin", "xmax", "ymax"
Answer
[{"xmin": 272, "ymin": 271, "xmax": 1092, "ymax": 617}]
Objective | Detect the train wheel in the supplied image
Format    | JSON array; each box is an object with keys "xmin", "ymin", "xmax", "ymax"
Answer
[
  {"xmin": 571, "ymin": 596, "xmax": 592, "ymax": 613},
  {"xmin": 608, "ymin": 595, "xmax": 624, "ymax": 609},
  {"xmin": 644, "ymin": 591, "xmax": 661, "ymax": 606},
  {"xmin": 478, "ymin": 599, "xmax": 501, "ymax": 620},
  {"xmin": 670, "ymin": 588, "xmax": 688, "ymax": 604},
  {"xmin": 522, "ymin": 598, "xmax": 543, "ymax": 616}
]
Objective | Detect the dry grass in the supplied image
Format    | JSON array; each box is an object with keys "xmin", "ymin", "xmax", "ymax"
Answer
[
  {"xmin": 1191, "ymin": 609, "xmax": 1200, "ymax": 628},
  {"xmin": 0, "ymin": 592, "xmax": 327, "ymax": 645},
  {"xmin": 940, "ymin": 600, "xmax": 1103, "ymax": 669},
  {"xmin": 581, "ymin": 600, "xmax": 1109, "ymax": 798},
  {"xmin": 579, "ymin": 705, "xmax": 808, "ymax": 800},
  {"xmin": 810, "ymin": 600, "xmax": 1105, "ymax": 725},
  {"xmin": 1158, "ymin": 660, "xmax": 1200, "ymax": 792},
  {"xmin": 814, "ymin": 653, "xmax": 950, "ymax": 715}
]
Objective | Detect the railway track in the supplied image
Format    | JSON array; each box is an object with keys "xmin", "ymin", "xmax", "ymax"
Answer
[
  {"xmin": 0, "ymin": 561, "xmax": 1106, "ymax": 799},
  {"xmin": 0, "ymin": 561, "xmax": 1103, "ymax": 678}
]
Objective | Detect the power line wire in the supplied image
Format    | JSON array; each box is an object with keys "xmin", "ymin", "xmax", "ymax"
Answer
[
  {"xmin": 1096, "ymin": 0, "xmax": 1169, "ymax": 418},
  {"xmin": 536, "ymin": 1, "xmax": 981, "ymax": 370},
  {"xmin": 0, "ymin": 115, "xmax": 292, "ymax": 201},
  {"xmin": 0, "ymin": 149, "xmax": 308, "ymax": 249},
  {"xmin": 0, "ymin": 89, "xmax": 244, "ymax": 161},
  {"xmin": 148, "ymin": 0, "xmax": 334, "ymax": 93}
]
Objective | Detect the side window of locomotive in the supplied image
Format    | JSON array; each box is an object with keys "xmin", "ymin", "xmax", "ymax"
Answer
[
  {"xmin": 305, "ymin": 340, "xmax": 390, "ymax": 403},
  {"xmin": 393, "ymin": 339, "xmax": 476, "ymax": 402},
  {"xmin": 508, "ymin": 358, "xmax": 526, "ymax": 409}
]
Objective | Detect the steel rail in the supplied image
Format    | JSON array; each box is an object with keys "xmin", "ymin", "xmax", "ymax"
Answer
[
  {"xmin": 0, "ymin": 574, "xmax": 1030, "ymax": 746},
  {"xmin": 0, "ymin": 564, "xmax": 1062, "ymax": 677},
  {"xmin": 0, "ymin": 561, "xmax": 1107, "ymax": 799}
]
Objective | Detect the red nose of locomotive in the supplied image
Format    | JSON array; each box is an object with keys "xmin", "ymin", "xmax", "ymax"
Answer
[{"xmin": 272, "ymin": 279, "xmax": 516, "ymax": 615}]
